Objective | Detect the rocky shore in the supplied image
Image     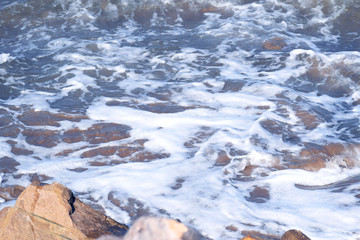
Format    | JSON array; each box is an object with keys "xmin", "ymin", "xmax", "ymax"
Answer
[{"xmin": 0, "ymin": 183, "xmax": 311, "ymax": 240}]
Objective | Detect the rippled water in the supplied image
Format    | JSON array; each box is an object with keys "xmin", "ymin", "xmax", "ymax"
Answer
[{"xmin": 1, "ymin": 0, "xmax": 360, "ymax": 239}]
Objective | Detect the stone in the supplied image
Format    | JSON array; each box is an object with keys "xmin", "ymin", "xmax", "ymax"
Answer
[
  {"xmin": 84, "ymin": 123, "xmax": 132, "ymax": 144},
  {"xmin": 0, "ymin": 183, "xmax": 128, "ymax": 240},
  {"xmin": 22, "ymin": 129, "xmax": 60, "ymax": 148},
  {"xmin": 0, "ymin": 124, "xmax": 21, "ymax": 138},
  {"xmin": 225, "ymin": 224, "xmax": 238, "ymax": 232},
  {"xmin": 241, "ymin": 230, "xmax": 280, "ymax": 240},
  {"xmin": 0, "ymin": 157, "xmax": 20, "ymax": 173},
  {"xmin": 263, "ymin": 38, "xmax": 287, "ymax": 50},
  {"xmin": 62, "ymin": 128, "xmax": 85, "ymax": 143},
  {"xmin": 11, "ymin": 146, "xmax": 34, "ymax": 156},
  {"xmin": 18, "ymin": 110, "xmax": 86, "ymax": 127},
  {"xmin": 0, "ymin": 185, "xmax": 25, "ymax": 201},
  {"xmin": 121, "ymin": 216, "xmax": 202, "ymax": 240},
  {"xmin": 245, "ymin": 186, "xmax": 270, "ymax": 203},
  {"xmin": 129, "ymin": 151, "xmax": 170, "ymax": 162},
  {"xmin": 214, "ymin": 150, "xmax": 231, "ymax": 166},
  {"xmin": 281, "ymin": 229, "xmax": 311, "ymax": 240}
]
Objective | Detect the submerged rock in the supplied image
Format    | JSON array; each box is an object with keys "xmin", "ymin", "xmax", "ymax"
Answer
[{"xmin": 0, "ymin": 183, "xmax": 128, "ymax": 240}]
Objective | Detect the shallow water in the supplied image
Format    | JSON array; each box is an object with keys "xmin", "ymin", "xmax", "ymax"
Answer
[{"xmin": 0, "ymin": 0, "xmax": 360, "ymax": 239}]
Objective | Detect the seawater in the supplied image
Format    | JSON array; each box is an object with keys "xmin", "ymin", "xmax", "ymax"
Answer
[{"xmin": 0, "ymin": 0, "xmax": 360, "ymax": 239}]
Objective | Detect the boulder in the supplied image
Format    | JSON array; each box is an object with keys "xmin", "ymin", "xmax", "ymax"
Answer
[
  {"xmin": 281, "ymin": 229, "xmax": 311, "ymax": 240},
  {"xmin": 121, "ymin": 216, "xmax": 202, "ymax": 240},
  {"xmin": 0, "ymin": 183, "xmax": 128, "ymax": 240}
]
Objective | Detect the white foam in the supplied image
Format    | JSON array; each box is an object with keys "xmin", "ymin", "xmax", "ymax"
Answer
[{"xmin": 0, "ymin": 53, "xmax": 12, "ymax": 64}]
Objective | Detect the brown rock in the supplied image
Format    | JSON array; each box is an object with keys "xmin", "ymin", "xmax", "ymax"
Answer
[
  {"xmin": 117, "ymin": 146, "xmax": 143, "ymax": 158},
  {"xmin": 0, "ymin": 183, "xmax": 128, "ymax": 240},
  {"xmin": 281, "ymin": 229, "xmax": 311, "ymax": 240},
  {"xmin": 295, "ymin": 110, "xmax": 322, "ymax": 130},
  {"xmin": 263, "ymin": 37, "xmax": 287, "ymax": 50},
  {"xmin": 245, "ymin": 186, "xmax": 270, "ymax": 203},
  {"xmin": 0, "ymin": 185, "xmax": 25, "ymax": 200},
  {"xmin": 18, "ymin": 110, "xmax": 86, "ymax": 127},
  {"xmin": 122, "ymin": 216, "xmax": 201, "ymax": 240},
  {"xmin": 241, "ymin": 230, "xmax": 280, "ymax": 240},
  {"xmin": 225, "ymin": 224, "xmax": 238, "ymax": 232},
  {"xmin": 84, "ymin": 123, "xmax": 131, "ymax": 144},
  {"xmin": 108, "ymin": 193, "xmax": 150, "ymax": 221},
  {"xmin": 0, "ymin": 157, "xmax": 20, "ymax": 173},
  {"xmin": 62, "ymin": 128, "xmax": 85, "ymax": 143},
  {"xmin": 82, "ymin": 146, "xmax": 119, "ymax": 158},
  {"xmin": 11, "ymin": 146, "xmax": 34, "ymax": 156},
  {"xmin": 0, "ymin": 124, "xmax": 21, "ymax": 138},
  {"xmin": 22, "ymin": 129, "xmax": 60, "ymax": 148},
  {"xmin": 129, "ymin": 151, "xmax": 170, "ymax": 162},
  {"xmin": 214, "ymin": 150, "xmax": 231, "ymax": 166}
]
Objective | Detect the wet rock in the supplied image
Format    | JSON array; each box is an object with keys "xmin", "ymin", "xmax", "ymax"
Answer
[
  {"xmin": 0, "ymin": 114, "xmax": 13, "ymax": 127},
  {"xmin": 85, "ymin": 123, "xmax": 132, "ymax": 144},
  {"xmin": 29, "ymin": 173, "xmax": 53, "ymax": 186},
  {"xmin": 221, "ymin": 80, "xmax": 245, "ymax": 92},
  {"xmin": 50, "ymin": 90, "xmax": 88, "ymax": 114},
  {"xmin": 245, "ymin": 186, "xmax": 270, "ymax": 203},
  {"xmin": 139, "ymin": 103, "xmax": 188, "ymax": 114},
  {"xmin": 108, "ymin": 193, "xmax": 150, "ymax": 221},
  {"xmin": 0, "ymin": 183, "xmax": 128, "ymax": 240},
  {"xmin": 285, "ymin": 142, "xmax": 360, "ymax": 171},
  {"xmin": 241, "ymin": 230, "xmax": 280, "ymax": 240},
  {"xmin": 214, "ymin": 150, "xmax": 231, "ymax": 166},
  {"xmin": 295, "ymin": 110, "xmax": 322, "ymax": 130},
  {"xmin": 129, "ymin": 151, "xmax": 170, "ymax": 162},
  {"xmin": 281, "ymin": 229, "xmax": 311, "ymax": 240},
  {"xmin": 225, "ymin": 224, "xmax": 238, "ymax": 232},
  {"xmin": 11, "ymin": 146, "xmax": 33, "ymax": 156},
  {"xmin": 62, "ymin": 128, "xmax": 85, "ymax": 143},
  {"xmin": 262, "ymin": 37, "xmax": 287, "ymax": 50},
  {"xmin": 0, "ymin": 124, "xmax": 21, "ymax": 138},
  {"xmin": 18, "ymin": 110, "xmax": 86, "ymax": 127},
  {"xmin": 117, "ymin": 146, "xmax": 143, "ymax": 158},
  {"xmin": 82, "ymin": 146, "xmax": 119, "ymax": 158},
  {"xmin": 0, "ymin": 157, "xmax": 20, "ymax": 173},
  {"xmin": 171, "ymin": 178, "xmax": 185, "ymax": 190},
  {"xmin": 0, "ymin": 84, "xmax": 20, "ymax": 100},
  {"xmin": 22, "ymin": 129, "xmax": 60, "ymax": 148},
  {"xmin": 0, "ymin": 185, "xmax": 25, "ymax": 201},
  {"xmin": 121, "ymin": 216, "xmax": 202, "ymax": 240}
]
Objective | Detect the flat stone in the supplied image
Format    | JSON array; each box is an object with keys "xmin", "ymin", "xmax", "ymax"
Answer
[
  {"xmin": 22, "ymin": 129, "xmax": 60, "ymax": 148},
  {"xmin": 129, "ymin": 151, "xmax": 170, "ymax": 162},
  {"xmin": 0, "ymin": 157, "xmax": 20, "ymax": 173},
  {"xmin": 0, "ymin": 125, "xmax": 20, "ymax": 138},
  {"xmin": 85, "ymin": 123, "xmax": 132, "ymax": 144},
  {"xmin": 18, "ymin": 110, "xmax": 86, "ymax": 127},
  {"xmin": 11, "ymin": 146, "xmax": 33, "ymax": 156}
]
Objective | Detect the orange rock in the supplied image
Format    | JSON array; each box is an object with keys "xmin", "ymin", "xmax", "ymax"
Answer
[
  {"xmin": 281, "ymin": 229, "xmax": 311, "ymax": 240},
  {"xmin": 241, "ymin": 230, "xmax": 280, "ymax": 240},
  {"xmin": 0, "ymin": 183, "xmax": 128, "ymax": 240},
  {"xmin": 263, "ymin": 37, "xmax": 287, "ymax": 50}
]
